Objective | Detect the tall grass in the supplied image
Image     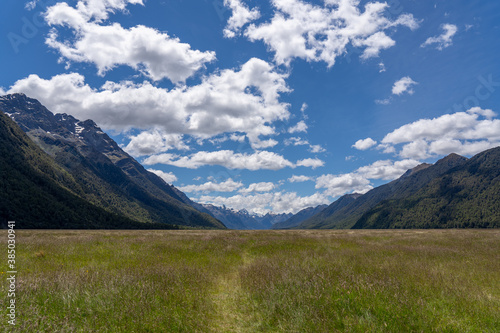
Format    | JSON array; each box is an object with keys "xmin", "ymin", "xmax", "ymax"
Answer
[{"xmin": 1, "ymin": 229, "xmax": 498, "ymax": 332}]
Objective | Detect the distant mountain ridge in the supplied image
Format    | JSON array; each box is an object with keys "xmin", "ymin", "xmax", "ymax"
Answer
[
  {"xmin": 272, "ymin": 204, "xmax": 328, "ymax": 229},
  {"xmin": 201, "ymin": 204, "xmax": 293, "ymax": 230},
  {"xmin": 298, "ymin": 150, "xmax": 500, "ymax": 229},
  {"xmin": 292, "ymin": 194, "xmax": 363, "ymax": 229},
  {"xmin": 0, "ymin": 93, "xmax": 224, "ymax": 229}
]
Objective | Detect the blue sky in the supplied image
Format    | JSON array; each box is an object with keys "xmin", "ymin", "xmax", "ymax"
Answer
[{"xmin": 1, "ymin": 0, "xmax": 499, "ymax": 214}]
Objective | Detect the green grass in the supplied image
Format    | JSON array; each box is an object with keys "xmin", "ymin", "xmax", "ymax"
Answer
[{"xmin": 1, "ymin": 230, "xmax": 499, "ymax": 332}]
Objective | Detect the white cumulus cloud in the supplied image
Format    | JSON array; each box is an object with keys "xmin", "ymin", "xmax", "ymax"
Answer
[
  {"xmin": 125, "ymin": 130, "xmax": 189, "ymax": 156},
  {"xmin": 315, "ymin": 158, "xmax": 420, "ymax": 197},
  {"xmin": 238, "ymin": 182, "xmax": 276, "ymax": 193},
  {"xmin": 355, "ymin": 159, "xmax": 420, "ymax": 180},
  {"xmin": 284, "ymin": 137, "xmax": 325, "ymax": 153},
  {"xmin": 142, "ymin": 150, "xmax": 295, "ymax": 170},
  {"xmin": 421, "ymin": 24, "xmax": 458, "ymax": 50},
  {"xmin": 309, "ymin": 144, "xmax": 326, "ymax": 153},
  {"xmin": 296, "ymin": 158, "xmax": 324, "ymax": 169},
  {"xmin": 315, "ymin": 173, "xmax": 373, "ymax": 197},
  {"xmin": 288, "ymin": 120, "xmax": 308, "ymax": 133},
  {"xmin": 381, "ymin": 107, "xmax": 500, "ymax": 159},
  {"xmin": 177, "ymin": 178, "xmax": 243, "ymax": 193},
  {"xmin": 285, "ymin": 137, "xmax": 309, "ymax": 146},
  {"xmin": 353, "ymin": 137, "xmax": 377, "ymax": 150},
  {"xmin": 355, "ymin": 31, "xmax": 395, "ymax": 59},
  {"xmin": 25, "ymin": 0, "xmax": 40, "ymax": 10},
  {"xmin": 223, "ymin": 0, "xmax": 260, "ymax": 38},
  {"xmin": 44, "ymin": 0, "xmax": 215, "ymax": 83},
  {"xmin": 392, "ymin": 76, "xmax": 417, "ymax": 95},
  {"xmin": 142, "ymin": 150, "xmax": 324, "ymax": 171},
  {"xmin": 147, "ymin": 169, "xmax": 178, "ymax": 184},
  {"xmin": 288, "ymin": 175, "xmax": 313, "ymax": 183},
  {"xmin": 244, "ymin": 0, "xmax": 420, "ymax": 67}
]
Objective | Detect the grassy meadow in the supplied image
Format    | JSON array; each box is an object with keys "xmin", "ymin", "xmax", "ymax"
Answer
[{"xmin": 1, "ymin": 229, "xmax": 499, "ymax": 332}]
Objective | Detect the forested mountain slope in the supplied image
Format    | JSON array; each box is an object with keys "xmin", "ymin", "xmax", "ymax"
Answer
[
  {"xmin": 353, "ymin": 147, "xmax": 500, "ymax": 228},
  {"xmin": 0, "ymin": 94, "xmax": 224, "ymax": 229}
]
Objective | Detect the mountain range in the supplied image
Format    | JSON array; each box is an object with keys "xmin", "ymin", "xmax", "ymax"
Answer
[
  {"xmin": 271, "ymin": 204, "xmax": 328, "ymax": 229},
  {"xmin": 200, "ymin": 205, "xmax": 283, "ymax": 229},
  {"xmin": 0, "ymin": 93, "xmax": 315, "ymax": 230},
  {"xmin": 297, "ymin": 150, "xmax": 500, "ymax": 229},
  {"xmin": 0, "ymin": 93, "xmax": 223, "ymax": 229},
  {"xmin": 1, "ymin": 93, "xmax": 499, "ymax": 229}
]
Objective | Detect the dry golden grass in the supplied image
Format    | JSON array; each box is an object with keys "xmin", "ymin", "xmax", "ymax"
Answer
[{"xmin": 0, "ymin": 229, "xmax": 499, "ymax": 332}]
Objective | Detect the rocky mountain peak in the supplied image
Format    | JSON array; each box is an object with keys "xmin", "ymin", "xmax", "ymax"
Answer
[
  {"xmin": 437, "ymin": 152, "xmax": 468, "ymax": 165},
  {"xmin": 346, "ymin": 193, "xmax": 363, "ymax": 200},
  {"xmin": 399, "ymin": 163, "xmax": 432, "ymax": 179},
  {"xmin": 0, "ymin": 94, "xmax": 122, "ymax": 157},
  {"xmin": 432, "ymin": 152, "xmax": 469, "ymax": 173},
  {"xmin": 0, "ymin": 94, "xmax": 224, "ymax": 229}
]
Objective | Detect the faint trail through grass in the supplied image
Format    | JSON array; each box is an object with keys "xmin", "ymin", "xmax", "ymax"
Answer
[{"xmin": 211, "ymin": 251, "xmax": 257, "ymax": 332}]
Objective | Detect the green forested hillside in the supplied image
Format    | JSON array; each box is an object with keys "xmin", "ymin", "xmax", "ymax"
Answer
[
  {"xmin": 0, "ymin": 94, "xmax": 224, "ymax": 229},
  {"xmin": 353, "ymin": 147, "xmax": 500, "ymax": 229},
  {"xmin": 0, "ymin": 111, "xmax": 178, "ymax": 229},
  {"xmin": 297, "ymin": 149, "xmax": 499, "ymax": 229},
  {"xmin": 293, "ymin": 194, "xmax": 361, "ymax": 229},
  {"xmin": 298, "ymin": 155, "xmax": 468, "ymax": 229}
]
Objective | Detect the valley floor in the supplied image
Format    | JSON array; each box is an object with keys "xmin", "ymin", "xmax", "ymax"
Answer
[{"xmin": 1, "ymin": 229, "xmax": 499, "ymax": 332}]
